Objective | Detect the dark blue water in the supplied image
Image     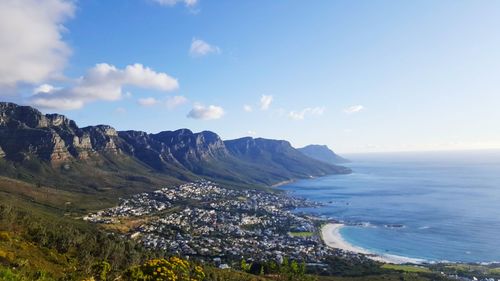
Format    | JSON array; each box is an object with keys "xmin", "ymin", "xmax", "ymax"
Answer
[{"xmin": 281, "ymin": 150, "xmax": 500, "ymax": 263}]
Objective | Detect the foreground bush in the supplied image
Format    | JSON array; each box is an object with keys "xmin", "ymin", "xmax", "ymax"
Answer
[{"xmin": 122, "ymin": 257, "xmax": 205, "ymax": 281}]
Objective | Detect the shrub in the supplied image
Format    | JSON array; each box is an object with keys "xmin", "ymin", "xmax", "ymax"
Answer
[
  {"xmin": 123, "ymin": 257, "xmax": 205, "ymax": 281},
  {"xmin": 91, "ymin": 261, "xmax": 111, "ymax": 281},
  {"xmin": 0, "ymin": 267, "xmax": 20, "ymax": 281},
  {"xmin": 0, "ymin": 231, "xmax": 11, "ymax": 241},
  {"xmin": 0, "ymin": 249, "xmax": 15, "ymax": 264}
]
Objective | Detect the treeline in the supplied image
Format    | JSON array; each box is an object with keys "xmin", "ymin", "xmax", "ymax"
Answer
[
  {"xmin": 238, "ymin": 258, "xmax": 316, "ymax": 281},
  {"xmin": 236, "ymin": 256, "xmax": 385, "ymax": 279}
]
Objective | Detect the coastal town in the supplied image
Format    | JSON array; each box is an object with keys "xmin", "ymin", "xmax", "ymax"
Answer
[
  {"xmin": 84, "ymin": 180, "xmax": 369, "ymax": 267},
  {"xmin": 84, "ymin": 180, "xmax": 500, "ymax": 281}
]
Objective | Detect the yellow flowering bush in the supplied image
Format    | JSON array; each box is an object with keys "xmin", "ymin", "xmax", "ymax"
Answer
[
  {"xmin": 123, "ymin": 257, "xmax": 205, "ymax": 281},
  {"xmin": 0, "ymin": 231, "xmax": 11, "ymax": 241},
  {"xmin": 0, "ymin": 249, "xmax": 15, "ymax": 263}
]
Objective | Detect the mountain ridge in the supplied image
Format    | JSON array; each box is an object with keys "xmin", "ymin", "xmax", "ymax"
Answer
[{"xmin": 0, "ymin": 102, "xmax": 350, "ymax": 193}]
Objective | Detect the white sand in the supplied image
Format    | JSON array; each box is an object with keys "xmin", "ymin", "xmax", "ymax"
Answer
[{"xmin": 321, "ymin": 223, "xmax": 424, "ymax": 264}]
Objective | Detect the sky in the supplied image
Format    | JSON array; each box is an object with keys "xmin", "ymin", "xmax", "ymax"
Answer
[{"xmin": 1, "ymin": 0, "xmax": 500, "ymax": 153}]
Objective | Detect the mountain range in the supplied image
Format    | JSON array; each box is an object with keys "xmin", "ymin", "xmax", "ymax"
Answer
[{"xmin": 0, "ymin": 102, "xmax": 350, "ymax": 197}]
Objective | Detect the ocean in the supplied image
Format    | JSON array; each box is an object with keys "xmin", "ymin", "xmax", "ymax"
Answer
[{"xmin": 281, "ymin": 150, "xmax": 500, "ymax": 263}]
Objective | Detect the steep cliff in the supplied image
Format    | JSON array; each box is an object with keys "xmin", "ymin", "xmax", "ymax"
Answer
[{"xmin": 0, "ymin": 103, "xmax": 123, "ymax": 162}]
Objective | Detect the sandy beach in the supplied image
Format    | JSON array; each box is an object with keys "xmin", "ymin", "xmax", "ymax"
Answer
[{"xmin": 321, "ymin": 223, "xmax": 424, "ymax": 264}]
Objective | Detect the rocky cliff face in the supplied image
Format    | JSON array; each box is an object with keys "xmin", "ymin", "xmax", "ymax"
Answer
[
  {"xmin": 118, "ymin": 130, "xmax": 181, "ymax": 171},
  {"xmin": 152, "ymin": 130, "xmax": 229, "ymax": 165},
  {"xmin": 0, "ymin": 102, "xmax": 120, "ymax": 162},
  {"xmin": 117, "ymin": 129, "xmax": 230, "ymax": 172},
  {"xmin": 81, "ymin": 125, "xmax": 122, "ymax": 154},
  {"xmin": 0, "ymin": 102, "xmax": 50, "ymax": 128},
  {"xmin": 0, "ymin": 102, "xmax": 350, "ymax": 186},
  {"xmin": 225, "ymin": 137, "xmax": 296, "ymax": 156}
]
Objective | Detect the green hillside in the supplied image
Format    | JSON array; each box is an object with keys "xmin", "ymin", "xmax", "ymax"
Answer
[{"xmin": 0, "ymin": 176, "xmax": 455, "ymax": 281}]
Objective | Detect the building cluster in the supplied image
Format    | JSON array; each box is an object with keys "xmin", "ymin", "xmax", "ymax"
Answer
[{"xmin": 85, "ymin": 180, "xmax": 362, "ymax": 266}]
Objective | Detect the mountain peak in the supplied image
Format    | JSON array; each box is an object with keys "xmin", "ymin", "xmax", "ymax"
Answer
[
  {"xmin": 298, "ymin": 144, "xmax": 349, "ymax": 164},
  {"xmin": 173, "ymin": 128, "xmax": 194, "ymax": 135}
]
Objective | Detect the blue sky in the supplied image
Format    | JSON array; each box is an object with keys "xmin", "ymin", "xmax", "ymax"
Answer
[{"xmin": 1, "ymin": 0, "xmax": 500, "ymax": 153}]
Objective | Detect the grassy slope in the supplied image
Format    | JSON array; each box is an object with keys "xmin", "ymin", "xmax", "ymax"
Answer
[
  {"xmin": 0, "ymin": 192, "xmax": 83, "ymax": 280},
  {"xmin": 0, "ymin": 190, "xmax": 160, "ymax": 280},
  {"xmin": 0, "ymin": 153, "xmax": 190, "ymax": 212}
]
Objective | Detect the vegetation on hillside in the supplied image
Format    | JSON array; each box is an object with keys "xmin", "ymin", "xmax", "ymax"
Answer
[
  {"xmin": 0, "ymin": 193, "xmax": 158, "ymax": 280},
  {"xmin": 0, "ymin": 192, "xmax": 456, "ymax": 281},
  {"xmin": 0, "ymin": 156, "xmax": 185, "ymax": 211},
  {"xmin": 122, "ymin": 257, "xmax": 205, "ymax": 281},
  {"xmin": 0, "ymin": 161, "xmax": 468, "ymax": 281}
]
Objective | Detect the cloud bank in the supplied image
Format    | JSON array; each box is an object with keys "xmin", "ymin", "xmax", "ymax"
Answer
[
  {"xmin": 31, "ymin": 63, "xmax": 179, "ymax": 110},
  {"xmin": 187, "ymin": 104, "xmax": 224, "ymax": 120},
  {"xmin": 0, "ymin": 0, "xmax": 74, "ymax": 88}
]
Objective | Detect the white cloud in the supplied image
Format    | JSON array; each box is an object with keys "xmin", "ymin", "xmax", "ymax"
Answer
[
  {"xmin": 243, "ymin": 105, "xmax": 253, "ymax": 112},
  {"xmin": 30, "ymin": 97, "xmax": 84, "ymax": 111},
  {"xmin": 247, "ymin": 130, "xmax": 257, "ymax": 136},
  {"xmin": 0, "ymin": 0, "xmax": 74, "ymax": 88},
  {"xmin": 31, "ymin": 63, "xmax": 179, "ymax": 110},
  {"xmin": 152, "ymin": 0, "xmax": 198, "ymax": 7},
  {"xmin": 166, "ymin": 95, "xmax": 188, "ymax": 109},
  {"xmin": 138, "ymin": 97, "xmax": 158, "ymax": 106},
  {"xmin": 189, "ymin": 38, "xmax": 221, "ymax": 57},
  {"xmin": 344, "ymin": 105, "xmax": 364, "ymax": 114},
  {"xmin": 33, "ymin": 84, "xmax": 58, "ymax": 94},
  {"xmin": 288, "ymin": 111, "xmax": 304, "ymax": 120},
  {"xmin": 187, "ymin": 104, "xmax": 224, "ymax": 120},
  {"xmin": 288, "ymin": 107, "xmax": 325, "ymax": 120},
  {"xmin": 260, "ymin": 95, "xmax": 273, "ymax": 110}
]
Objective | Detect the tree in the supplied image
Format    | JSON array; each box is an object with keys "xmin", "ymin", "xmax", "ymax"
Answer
[
  {"xmin": 277, "ymin": 258, "xmax": 316, "ymax": 281},
  {"xmin": 241, "ymin": 259, "xmax": 252, "ymax": 272}
]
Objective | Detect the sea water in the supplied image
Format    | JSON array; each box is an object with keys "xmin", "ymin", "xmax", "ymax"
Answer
[{"xmin": 281, "ymin": 150, "xmax": 500, "ymax": 263}]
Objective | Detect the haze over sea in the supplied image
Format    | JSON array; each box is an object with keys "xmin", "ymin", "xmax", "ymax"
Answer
[{"xmin": 281, "ymin": 150, "xmax": 500, "ymax": 263}]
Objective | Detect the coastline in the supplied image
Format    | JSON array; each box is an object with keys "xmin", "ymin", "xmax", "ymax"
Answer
[{"xmin": 320, "ymin": 223, "xmax": 425, "ymax": 264}]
